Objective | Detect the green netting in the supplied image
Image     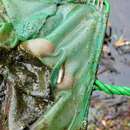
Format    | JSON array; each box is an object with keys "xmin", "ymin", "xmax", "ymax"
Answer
[{"xmin": 0, "ymin": 0, "xmax": 110, "ymax": 130}]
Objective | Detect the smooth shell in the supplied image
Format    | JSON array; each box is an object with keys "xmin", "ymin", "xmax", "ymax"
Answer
[
  {"xmin": 57, "ymin": 73, "xmax": 74, "ymax": 91},
  {"xmin": 20, "ymin": 38, "xmax": 55, "ymax": 57}
]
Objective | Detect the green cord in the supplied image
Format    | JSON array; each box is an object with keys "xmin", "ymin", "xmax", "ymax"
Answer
[
  {"xmin": 95, "ymin": 80, "xmax": 130, "ymax": 96},
  {"xmin": 104, "ymin": 0, "xmax": 110, "ymax": 13}
]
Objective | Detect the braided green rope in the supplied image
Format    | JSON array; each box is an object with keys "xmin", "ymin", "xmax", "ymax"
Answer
[{"xmin": 95, "ymin": 80, "xmax": 130, "ymax": 96}]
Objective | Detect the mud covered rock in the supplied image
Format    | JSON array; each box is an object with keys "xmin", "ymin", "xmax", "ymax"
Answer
[{"xmin": 0, "ymin": 47, "xmax": 53, "ymax": 130}]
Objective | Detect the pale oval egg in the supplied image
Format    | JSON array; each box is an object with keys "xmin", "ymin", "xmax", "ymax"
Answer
[
  {"xmin": 57, "ymin": 74, "xmax": 74, "ymax": 91},
  {"xmin": 20, "ymin": 38, "xmax": 55, "ymax": 57}
]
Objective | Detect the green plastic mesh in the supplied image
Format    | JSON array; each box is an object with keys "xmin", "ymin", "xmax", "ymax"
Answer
[{"xmin": 0, "ymin": 0, "xmax": 110, "ymax": 130}]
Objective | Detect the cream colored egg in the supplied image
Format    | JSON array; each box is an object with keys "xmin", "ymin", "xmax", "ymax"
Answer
[
  {"xmin": 57, "ymin": 73, "xmax": 74, "ymax": 91},
  {"xmin": 21, "ymin": 38, "xmax": 55, "ymax": 57}
]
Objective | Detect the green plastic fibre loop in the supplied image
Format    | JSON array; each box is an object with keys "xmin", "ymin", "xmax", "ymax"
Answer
[
  {"xmin": 87, "ymin": 0, "xmax": 110, "ymax": 13},
  {"xmin": 95, "ymin": 80, "xmax": 130, "ymax": 96},
  {"xmin": 103, "ymin": 0, "xmax": 110, "ymax": 13}
]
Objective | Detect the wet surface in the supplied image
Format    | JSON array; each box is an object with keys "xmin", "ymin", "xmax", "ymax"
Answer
[
  {"xmin": 89, "ymin": 0, "xmax": 130, "ymax": 129},
  {"xmin": 109, "ymin": 0, "xmax": 130, "ymax": 40},
  {"xmin": 0, "ymin": 48, "xmax": 53, "ymax": 130},
  {"xmin": 99, "ymin": 0, "xmax": 130, "ymax": 86}
]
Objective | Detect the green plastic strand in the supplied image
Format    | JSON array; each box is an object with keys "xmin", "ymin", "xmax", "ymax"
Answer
[{"xmin": 95, "ymin": 80, "xmax": 130, "ymax": 96}]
